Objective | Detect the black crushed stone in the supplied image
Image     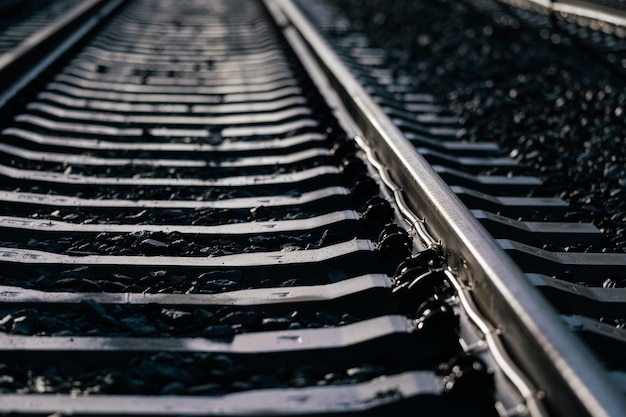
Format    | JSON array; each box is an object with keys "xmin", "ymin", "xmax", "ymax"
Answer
[
  {"xmin": 0, "ymin": 204, "xmax": 341, "ymax": 226},
  {"xmin": 325, "ymin": 0, "xmax": 626, "ymax": 253},
  {"xmin": 2, "ymin": 227, "xmax": 354, "ymax": 256},
  {"xmin": 0, "ymin": 303, "xmax": 362, "ymax": 337},
  {"xmin": 0, "ymin": 155, "xmax": 330, "ymax": 178},
  {"xmin": 0, "ymin": 352, "xmax": 396, "ymax": 395},
  {"xmin": 5, "ymin": 186, "xmax": 311, "ymax": 201},
  {"xmin": 0, "ymin": 266, "xmax": 352, "ymax": 293}
]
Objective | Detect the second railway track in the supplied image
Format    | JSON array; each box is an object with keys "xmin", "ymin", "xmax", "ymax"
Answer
[{"xmin": 0, "ymin": 0, "xmax": 624, "ymax": 416}]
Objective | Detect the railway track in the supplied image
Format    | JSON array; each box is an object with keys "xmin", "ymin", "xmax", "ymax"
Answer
[
  {"xmin": 0, "ymin": 0, "xmax": 624, "ymax": 416},
  {"xmin": 0, "ymin": 0, "xmax": 84, "ymax": 55}
]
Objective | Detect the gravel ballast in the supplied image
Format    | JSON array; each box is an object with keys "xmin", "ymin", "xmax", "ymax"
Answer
[
  {"xmin": 324, "ymin": 0, "xmax": 626, "ymax": 254},
  {"xmin": 0, "ymin": 352, "xmax": 395, "ymax": 395}
]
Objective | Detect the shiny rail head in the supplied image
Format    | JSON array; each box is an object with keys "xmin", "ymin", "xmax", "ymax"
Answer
[
  {"xmin": 500, "ymin": 0, "xmax": 626, "ymax": 27},
  {"xmin": 270, "ymin": 0, "xmax": 626, "ymax": 415}
]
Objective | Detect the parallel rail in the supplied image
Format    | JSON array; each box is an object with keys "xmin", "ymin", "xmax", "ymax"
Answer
[{"xmin": 501, "ymin": 0, "xmax": 626, "ymax": 27}]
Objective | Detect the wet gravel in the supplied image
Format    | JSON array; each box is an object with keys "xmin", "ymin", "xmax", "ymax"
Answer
[
  {"xmin": 323, "ymin": 0, "xmax": 626, "ymax": 253},
  {"xmin": 0, "ymin": 264, "xmax": 356, "ymax": 293},
  {"xmin": 0, "ymin": 154, "xmax": 331, "ymax": 178},
  {"xmin": 1, "ymin": 226, "xmax": 357, "ymax": 256},
  {"xmin": 6, "ymin": 206, "xmax": 318, "ymax": 225},
  {"xmin": 6, "ymin": 185, "xmax": 328, "ymax": 201},
  {"xmin": 0, "ymin": 303, "xmax": 362, "ymax": 337},
  {"xmin": 0, "ymin": 352, "xmax": 395, "ymax": 395}
]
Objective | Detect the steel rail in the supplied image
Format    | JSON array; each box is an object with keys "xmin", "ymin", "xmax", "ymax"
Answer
[
  {"xmin": 0, "ymin": 0, "xmax": 127, "ymax": 110},
  {"xmin": 552, "ymin": 1, "xmax": 626, "ymax": 27},
  {"xmin": 500, "ymin": 0, "xmax": 626, "ymax": 27},
  {"xmin": 268, "ymin": 0, "xmax": 626, "ymax": 416}
]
